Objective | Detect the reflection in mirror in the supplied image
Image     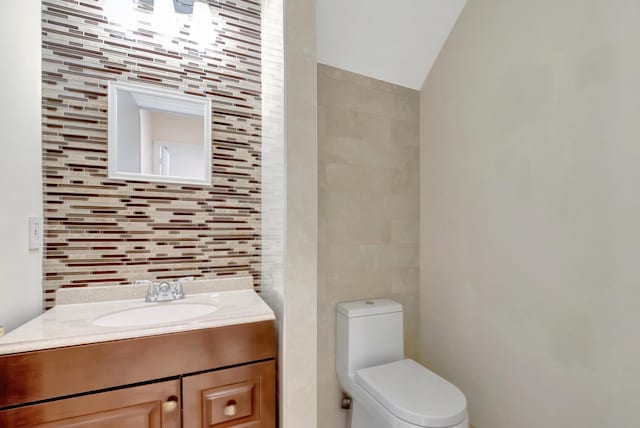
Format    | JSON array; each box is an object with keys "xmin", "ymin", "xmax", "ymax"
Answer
[{"xmin": 108, "ymin": 82, "xmax": 212, "ymax": 185}]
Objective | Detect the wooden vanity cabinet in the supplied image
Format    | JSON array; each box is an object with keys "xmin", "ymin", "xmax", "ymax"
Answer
[
  {"xmin": 0, "ymin": 380, "xmax": 181, "ymax": 428},
  {"xmin": 183, "ymin": 360, "xmax": 275, "ymax": 428},
  {"xmin": 0, "ymin": 321, "xmax": 276, "ymax": 428}
]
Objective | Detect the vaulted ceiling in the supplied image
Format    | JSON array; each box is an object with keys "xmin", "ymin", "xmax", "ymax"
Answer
[{"xmin": 316, "ymin": 0, "xmax": 467, "ymax": 90}]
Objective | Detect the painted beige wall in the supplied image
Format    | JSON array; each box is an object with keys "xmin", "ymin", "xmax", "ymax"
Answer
[
  {"xmin": 0, "ymin": 1, "xmax": 43, "ymax": 332},
  {"xmin": 318, "ymin": 64, "xmax": 420, "ymax": 428},
  {"xmin": 420, "ymin": 1, "xmax": 640, "ymax": 427}
]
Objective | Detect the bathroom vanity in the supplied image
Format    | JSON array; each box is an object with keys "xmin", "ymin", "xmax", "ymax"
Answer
[{"xmin": 0, "ymin": 278, "xmax": 276, "ymax": 428}]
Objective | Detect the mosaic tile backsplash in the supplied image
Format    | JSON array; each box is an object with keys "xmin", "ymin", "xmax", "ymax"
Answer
[{"xmin": 42, "ymin": 0, "xmax": 262, "ymax": 308}]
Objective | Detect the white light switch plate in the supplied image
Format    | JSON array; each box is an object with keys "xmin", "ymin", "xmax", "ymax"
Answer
[{"xmin": 29, "ymin": 217, "xmax": 42, "ymax": 250}]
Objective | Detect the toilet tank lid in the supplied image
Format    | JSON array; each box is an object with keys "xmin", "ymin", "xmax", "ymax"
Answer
[{"xmin": 337, "ymin": 299, "xmax": 402, "ymax": 318}]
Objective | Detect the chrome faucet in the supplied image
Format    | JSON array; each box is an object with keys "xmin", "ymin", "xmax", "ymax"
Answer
[{"xmin": 137, "ymin": 277, "xmax": 193, "ymax": 302}]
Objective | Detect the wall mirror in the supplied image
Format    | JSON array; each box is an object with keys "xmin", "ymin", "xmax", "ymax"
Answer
[{"xmin": 108, "ymin": 81, "xmax": 212, "ymax": 185}]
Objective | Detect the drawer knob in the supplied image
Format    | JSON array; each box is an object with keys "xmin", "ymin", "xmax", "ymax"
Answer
[
  {"xmin": 224, "ymin": 402, "xmax": 238, "ymax": 417},
  {"xmin": 163, "ymin": 396, "xmax": 179, "ymax": 413}
]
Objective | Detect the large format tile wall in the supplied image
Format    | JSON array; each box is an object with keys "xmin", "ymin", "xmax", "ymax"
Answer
[
  {"xmin": 41, "ymin": 0, "xmax": 261, "ymax": 307},
  {"xmin": 317, "ymin": 64, "xmax": 420, "ymax": 428}
]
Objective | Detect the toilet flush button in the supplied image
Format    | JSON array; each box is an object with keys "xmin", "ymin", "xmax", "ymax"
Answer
[{"xmin": 365, "ymin": 301, "xmax": 374, "ymax": 305}]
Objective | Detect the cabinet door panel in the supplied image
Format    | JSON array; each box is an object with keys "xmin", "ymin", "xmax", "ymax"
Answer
[
  {"xmin": 183, "ymin": 361, "xmax": 275, "ymax": 428},
  {"xmin": 0, "ymin": 380, "xmax": 180, "ymax": 428}
]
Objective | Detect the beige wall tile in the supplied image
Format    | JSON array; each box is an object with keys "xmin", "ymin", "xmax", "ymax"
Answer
[
  {"xmin": 359, "ymin": 167, "xmax": 394, "ymax": 194},
  {"xmin": 391, "ymin": 215, "xmax": 420, "ymax": 244},
  {"xmin": 317, "ymin": 63, "xmax": 419, "ymax": 428},
  {"xmin": 357, "ymin": 218, "xmax": 391, "ymax": 244},
  {"xmin": 392, "ymin": 268, "xmax": 420, "ymax": 294},
  {"xmin": 390, "ymin": 243, "xmax": 419, "ymax": 268},
  {"xmin": 322, "ymin": 217, "xmax": 391, "ymax": 246},
  {"xmin": 323, "ymin": 108, "xmax": 392, "ymax": 142},
  {"xmin": 319, "ymin": 192, "xmax": 361, "ymax": 220},
  {"xmin": 391, "ymin": 118, "xmax": 420, "ymax": 147},
  {"xmin": 359, "ymin": 193, "xmax": 393, "ymax": 219},
  {"xmin": 319, "ymin": 244, "xmax": 362, "ymax": 272},
  {"xmin": 319, "ymin": 136, "xmax": 363, "ymax": 165},
  {"xmin": 318, "ymin": 63, "xmax": 417, "ymax": 98},
  {"xmin": 392, "ymin": 92, "xmax": 421, "ymax": 121},
  {"xmin": 358, "ymin": 245, "xmax": 394, "ymax": 271},
  {"xmin": 320, "ymin": 163, "xmax": 368, "ymax": 192}
]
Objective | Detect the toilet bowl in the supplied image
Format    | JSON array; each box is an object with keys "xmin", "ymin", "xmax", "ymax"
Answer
[{"xmin": 336, "ymin": 299, "xmax": 468, "ymax": 428}]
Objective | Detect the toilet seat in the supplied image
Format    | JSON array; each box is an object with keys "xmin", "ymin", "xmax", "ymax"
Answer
[{"xmin": 355, "ymin": 359, "xmax": 467, "ymax": 428}]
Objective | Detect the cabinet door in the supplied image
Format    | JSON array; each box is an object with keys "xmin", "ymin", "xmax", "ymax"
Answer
[
  {"xmin": 183, "ymin": 361, "xmax": 275, "ymax": 428},
  {"xmin": 0, "ymin": 379, "xmax": 180, "ymax": 428}
]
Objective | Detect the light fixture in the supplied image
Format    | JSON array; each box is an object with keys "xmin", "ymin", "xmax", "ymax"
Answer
[
  {"xmin": 103, "ymin": 0, "xmax": 136, "ymax": 29},
  {"xmin": 190, "ymin": 1, "xmax": 215, "ymax": 47},
  {"xmin": 153, "ymin": 0, "xmax": 180, "ymax": 38},
  {"xmin": 119, "ymin": 0, "xmax": 214, "ymax": 45}
]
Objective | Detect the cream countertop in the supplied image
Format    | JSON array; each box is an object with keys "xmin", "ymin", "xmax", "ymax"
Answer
[{"xmin": 0, "ymin": 277, "xmax": 274, "ymax": 356}]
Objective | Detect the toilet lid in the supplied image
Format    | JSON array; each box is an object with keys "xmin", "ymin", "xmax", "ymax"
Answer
[{"xmin": 355, "ymin": 359, "xmax": 467, "ymax": 428}]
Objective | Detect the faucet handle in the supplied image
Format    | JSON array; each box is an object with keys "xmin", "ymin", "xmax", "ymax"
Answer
[
  {"xmin": 172, "ymin": 277, "xmax": 192, "ymax": 300},
  {"xmin": 173, "ymin": 281, "xmax": 186, "ymax": 300},
  {"xmin": 139, "ymin": 280, "xmax": 158, "ymax": 302}
]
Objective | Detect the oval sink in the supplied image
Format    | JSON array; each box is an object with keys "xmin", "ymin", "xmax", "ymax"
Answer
[{"xmin": 92, "ymin": 303, "xmax": 218, "ymax": 327}]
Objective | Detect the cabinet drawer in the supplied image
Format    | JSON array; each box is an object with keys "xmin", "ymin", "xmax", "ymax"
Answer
[
  {"xmin": 183, "ymin": 361, "xmax": 275, "ymax": 428},
  {"xmin": 0, "ymin": 379, "xmax": 181, "ymax": 428}
]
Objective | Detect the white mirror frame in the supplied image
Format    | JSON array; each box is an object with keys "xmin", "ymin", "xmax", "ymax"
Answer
[{"xmin": 107, "ymin": 81, "xmax": 213, "ymax": 185}]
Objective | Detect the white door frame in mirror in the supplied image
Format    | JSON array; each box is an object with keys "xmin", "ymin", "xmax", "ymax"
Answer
[{"xmin": 108, "ymin": 81, "xmax": 213, "ymax": 185}]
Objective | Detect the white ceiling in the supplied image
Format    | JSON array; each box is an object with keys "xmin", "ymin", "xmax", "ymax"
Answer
[{"xmin": 316, "ymin": 0, "xmax": 467, "ymax": 90}]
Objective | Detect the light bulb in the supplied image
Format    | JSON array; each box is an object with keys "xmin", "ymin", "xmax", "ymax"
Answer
[
  {"xmin": 153, "ymin": 0, "xmax": 180, "ymax": 38},
  {"xmin": 191, "ymin": 1, "xmax": 214, "ymax": 48},
  {"xmin": 103, "ymin": 0, "xmax": 135, "ymax": 29}
]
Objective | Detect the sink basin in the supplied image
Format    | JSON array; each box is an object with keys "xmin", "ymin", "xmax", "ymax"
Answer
[{"xmin": 92, "ymin": 302, "xmax": 218, "ymax": 327}]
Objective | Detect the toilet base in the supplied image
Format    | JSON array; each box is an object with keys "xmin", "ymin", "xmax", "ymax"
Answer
[
  {"xmin": 351, "ymin": 399, "xmax": 469, "ymax": 428},
  {"xmin": 352, "ymin": 400, "xmax": 385, "ymax": 428}
]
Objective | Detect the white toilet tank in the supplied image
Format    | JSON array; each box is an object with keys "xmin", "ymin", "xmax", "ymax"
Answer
[{"xmin": 336, "ymin": 299, "xmax": 404, "ymax": 383}]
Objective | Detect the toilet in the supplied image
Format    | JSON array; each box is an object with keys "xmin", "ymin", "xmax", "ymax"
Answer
[{"xmin": 336, "ymin": 299, "xmax": 468, "ymax": 428}]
